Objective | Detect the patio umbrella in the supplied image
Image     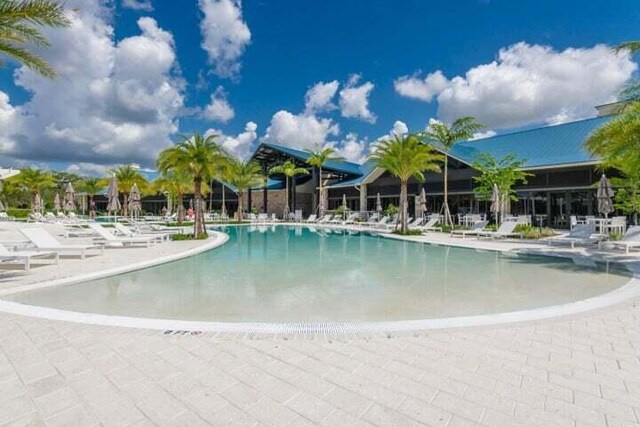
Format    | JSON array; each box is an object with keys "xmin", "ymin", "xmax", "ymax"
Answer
[
  {"xmin": 53, "ymin": 193, "xmax": 61, "ymax": 213},
  {"xmin": 221, "ymin": 202, "xmax": 227, "ymax": 217},
  {"xmin": 376, "ymin": 193, "xmax": 382, "ymax": 213},
  {"xmin": 490, "ymin": 183, "xmax": 500, "ymax": 222},
  {"xmin": 419, "ymin": 188, "xmax": 427, "ymax": 218},
  {"xmin": 33, "ymin": 193, "xmax": 42, "ymax": 213},
  {"xmin": 106, "ymin": 174, "xmax": 121, "ymax": 215},
  {"xmin": 128, "ymin": 183, "xmax": 142, "ymax": 218},
  {"xmin": 414, "ymin": 195, "xmax": 420, "ymax": 219},
  {"xmin": 64, "ymin": 182, "xmax": 76, "ymax": 212},
  {"xmin": 597, "ymin": 174, "xmax": 615, "ymax": 218}
]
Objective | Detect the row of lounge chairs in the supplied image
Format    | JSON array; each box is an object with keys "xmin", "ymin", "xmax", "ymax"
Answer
[{"xmin": 0, "ymin": 223, "xmax": 178, "ymax": 271}]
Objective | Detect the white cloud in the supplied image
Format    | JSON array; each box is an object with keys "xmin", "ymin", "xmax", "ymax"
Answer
[
  {"xmin": 390, "ymin": 120, "xmax": 408, "ymax": 136},
  {"xmin": 330, "ymin": 133, "xmax": 368, "ymax": 163},
  {"xmin": 304, "ymin": 80, "xmax": 339, "ymax": 114},
  {"xmin": 122, "ymin": 0, "xmax": 153, "ymax": 11},
  {"xmin": 470, "ymin": 130, "xmax": 497, "ymax": 140},
  {"xmin": 3, "ymin": 4, "xmax": 184, "ymax": 168},
  {"xmin": 66, "ymin": 162, "xmax": 111, "ymax": 176},
  {"xmin": 394, "ymin": 70, "xmax": 449, "ymax": 102},
  {"xmin": 0, "ymin": 92, "xmax": 23, "ymax": 152},
  {"xmin": 339, "ymin": 74, "xmax": 376, "ymax": 123},
  {"xmin": 206, "ymin": 121, "xmax": 258, "ymax": 159},
  {"xmin": 263, "ymin": 110, "xmax": 339, "ymax": 150},
  {"xmin": 203, "ymin": 86, "xmax": 235, "ymax": 122},
  {"xmin": 398, "ymin": 43, "xmax": 637, "ymax": 129},
  {"xmin": 198, "ymin": 0, "xmax": 251, "ymax": 78}
]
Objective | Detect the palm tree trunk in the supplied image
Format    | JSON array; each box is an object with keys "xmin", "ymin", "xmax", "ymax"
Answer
[
  {"xmin": 284, "ymin": 177, "xmax": 289, "ymax": 219},
  {"xmin": 400, "ymin": 180, "xmax": 408, "ymax": 233},
  {"xmin": 318, "ymin": 166, "xmax": 323, "ymax": 216},
  {"xmin": 237, "ymin": 191, "xmax": 244, "ymax": 221},
  {"xmin": 177, "ymin": 194, "xmax": 184, "ymax": 224},
  {"xmin": 443, "ymin": 157, "xmax": 451, "ymax": 226},
  {"xmin": 193, "ymin": 177, "xmax": 205, "ymax": 236},
  {"xmin": 123, "ymin": 193, "xmax": 129, "ymax": 217}
]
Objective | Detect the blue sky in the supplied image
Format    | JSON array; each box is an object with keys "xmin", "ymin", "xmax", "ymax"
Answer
[{"xmin": 0, "ymin": 0, "xmax": 638, "ymax": 173}]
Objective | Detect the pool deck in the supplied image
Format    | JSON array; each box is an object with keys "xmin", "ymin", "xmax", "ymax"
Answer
[{"xmin": 0, "ymin": 223, "xmax": 638, "ymax": 426}]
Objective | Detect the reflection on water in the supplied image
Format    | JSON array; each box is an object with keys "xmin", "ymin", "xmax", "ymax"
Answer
[{"xmin": 6, "ymin": 226, "xmax": 632, "ymax": 322}]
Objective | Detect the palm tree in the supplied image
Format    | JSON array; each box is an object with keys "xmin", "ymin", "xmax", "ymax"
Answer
[
  {"xmin": 0, "ymin": 0, "xmax": 70, "ymax": 78},
  {"xmin": 78, "ymin": 177, "xmax": 105, "ymax": 207},
  {"xmin": 269, "ymin": 160, "xmax": 309, "ymax": 219},
  {"xmin": 420, "ymin": 116, "xmax": 483, "ymax": 226},
  {"xmin": 157, "ymin": 133, "xmax": 227, "ymax": 236},
  {"xmin": 113, "ymin": 165, "xmax": 147, "ymax": 217},
  {"xmin": 153, "ymin": 171, "xmax": 198, "ymax": 224},
  {"xmin": 305, "ymin": 144, "xmax": 343, "ymax": 215},
  {"xmin": 223, "ymin": 159, "xmax": 263, "ymax": 221},
  {"xmin": 371, "ymin": 134, "xmax": 443, "ymax": 233},
  {"xmin": 14, "ymin": 167, "xmax": 56, "ymax": 210}
]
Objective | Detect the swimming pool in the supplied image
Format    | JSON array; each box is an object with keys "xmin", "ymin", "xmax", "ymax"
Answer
[{"xmin": 5, "ymin": 225, "xmax": 632, "ymax": 324}]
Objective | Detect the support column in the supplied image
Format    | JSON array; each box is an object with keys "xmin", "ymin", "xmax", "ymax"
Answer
[
  {"xmin": 359, "ymin": 184, "xmax": 367, "ymax": 214},
  {"xmin": 262, "ymin": 170, "xmax": 268, "ymax": 213}
]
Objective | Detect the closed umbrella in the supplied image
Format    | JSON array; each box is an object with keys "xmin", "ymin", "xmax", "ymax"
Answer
[
  {"xmin": 376, "ymin": 193, "xmax": 382, "ymax": 213},
  {"xmin": 490, "ymin": 183, "xmax": 500, "ymax": 223},
  {"xmin": 419, "ymin": 188, "xmax": 427, "ymax": 218},
  {"xmin": 106, "ymin": 174, "xmax": 121, "ymax": 215},
  {"xmin": 128, "ymin": 183, "xmax": 142, "ymax": 218},
  {"xmin": 64, "ymin": 182, "xmax": 76, "ymax": 212},
  {"xmin": 597, "ymin": 174, "xmax": 615, "ymax": 218},
  {"xmin": 33, "ymin": 193, "xmax": 42, "ymax": 213},
  {"xmin": 53, "ymin": 193, "xmax": 61, "ymax": 213}
]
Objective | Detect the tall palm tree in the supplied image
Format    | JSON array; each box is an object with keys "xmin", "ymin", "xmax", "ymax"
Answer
[
  {"xmin": 269, "ymin": 160, "xmax": 309, "ymax": 219},
  {"xmin": 223, "ymin": 158, "xmax": 263, "ymax": 221},
  {"xmin": 14, "ymin": 167, "xmax": 56, "ymax": 210},
  {"xmin": 420, "ymin": 116, "xmax": 483, "ymax": 226},
  {"xmin": 153, "ymin": 171, "xmax": 199, "ymax": 224},
  {"xmin": 0, "ymin": 0, "xmax": 70, "ymax": 78},
  {"xmin": 305, "ymin": 144, "xmax": 343, "ymax": 215},
  {"xmin": 371, "ymin": 134, "xmax": 443, "ymax": 233},
  {"xmin": 113, "ymin": 165, "xmax": 147, "ymax": 217},
  {"xmin": 157, "ymin": 133, "xmax": 227, "ymax": 236},
  {"xmin": 78, "ymin": 177, "xmax": 106, "ymax": 207}
]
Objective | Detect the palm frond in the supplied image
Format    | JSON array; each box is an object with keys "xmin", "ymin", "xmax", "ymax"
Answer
[
  {"xmin": 0, "ymin": 39, "xmax": 55, "ymax": 77},
  {"xmin": 613, "ymin": 41, "xmax": 640, "ymax": 54}
]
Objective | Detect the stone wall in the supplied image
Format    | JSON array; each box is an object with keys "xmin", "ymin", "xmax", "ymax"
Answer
[{"xmin": 242, "ymin": 189, "xmax": 314, "ymax": 218}]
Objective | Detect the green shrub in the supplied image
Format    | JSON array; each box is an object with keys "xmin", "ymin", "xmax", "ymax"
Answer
[
  {"xmin": 171, "ymin": 233, "xmax": 208, "ymax": 241},
  {"xmin": 6, "ymin": 208, "xmax": 30, "ymax": 219},
  {"xmin": 384, "ymin": 203, "xmax": 398, "ymax": 217},
  {"xmin": 514, "ymin": 224, "xmax": 557, "ymax": 239}
]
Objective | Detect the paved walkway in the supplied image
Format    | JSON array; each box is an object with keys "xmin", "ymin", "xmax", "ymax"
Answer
[{"xmin": 0, "ymin": 223, "xmax": 638, "ymax": 426}]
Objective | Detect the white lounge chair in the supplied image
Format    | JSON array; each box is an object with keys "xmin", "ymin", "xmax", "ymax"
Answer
[
  {"xmin": 477, "ymin": 220, "xmax": 521, "ymax": 239},
  {"xmin": 602, "ymin": 225, "xmax": 640, "ymax": 254},
  {"xmin": 372, "ymin": 216, "xmax": 391, "ymax": 228},
  {"xmin": 113, "ymin": 223, "xmax": 169, "ymax": 243},
  {"xmin": 546, "ymin": 223, "xmax": 598, "ymax": 248},
  {"xmin": 20, "ymin": 228, "xmax": 104, "ymax": 259},
  {"xmin": 407, "ymin": 217, "xmax": 424, "ymax": 229},
  {"xmin": 87, "ymin": 224, "xmax": 157, "ymax": 248},
  {"xmin": 419, "ymin": 217, "xmax": 441, "ymax": 232},
  {"xmin": 305, "ymin": 214, "xmax": 317, "ymax": 223},
  {"xmin": 360, "ymin": 213, "xmax": 380, "ymax": 227},
  {"xmin": 342, "ymin": 213, "xmax": 359, "ymax": 225},
  {"xmin": 0, "ymin": 243, "xmax": 58, "ymax": 271},
  {"xmin": 318, "ymin": 215, "xmax": 333, "ymax": 224},
  {"xmin": 451, "ymin": 220, "xmax": 489, "ymax": 238}
]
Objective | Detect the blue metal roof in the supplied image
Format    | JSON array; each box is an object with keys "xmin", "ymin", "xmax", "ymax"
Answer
[
  {"xmin": 257, "ymin": 142, "xmax": 364, "ymax": 176},
  {"xmin": 442, "ymin": 115, "xmax": 612, "ymax": 169}
]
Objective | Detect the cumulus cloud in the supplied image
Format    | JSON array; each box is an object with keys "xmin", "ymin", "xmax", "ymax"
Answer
[
  {"xmin": 396, "ymin": 43, "xmax": 637, "ymax": 129},
  {"xmin": 262, "ymin": 110, "xmax": 339, "ymax": 150},
  {"xmin": 66, "ymin": 162, "xmax": 111, "ymax": 176},
  {"xmin": 330, "ymin": 133, "xmax": 369, "ymax": 163},
  {"xmin": 339, "ymin": 74, "xmax": 376, "ymax": 123},
  {"xmin": 394, "ymin": 70, "xmax": 449, "ymax": 102},
  {"xmin": 1, "ymin": 3, "xmax": 184, "ymax": 170},
  {"xmin": 470, "ymin": 130, "xmax": 497, "ymax": 140},
  {"xmin": 198, "ymin": 0, "xmax": 251, "ymax": 78},
  {"xmin": 390, "ymin": 120, "xmax": 408, "ymax": 136},
  {"xmin": 206, "ymin": 121, "xmax": 258, "ymax": 159},
  {"xmin": 203, "ymin": 86, "xmax": 235, "ymax": 122},
  {"xmin": 122, "ymin": 0, "xmax": 153, "ymax": 11},
  {"xmin": 0, "ymin": 92, "xmax": 23, "ymax": 153},
  {"xmin": 304, "ymin": 80, "xmax": 339, "ymax": 114}
]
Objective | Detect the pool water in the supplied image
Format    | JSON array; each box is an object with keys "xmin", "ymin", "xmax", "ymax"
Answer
[{"xmin": 6, "ymin": 225, "xmax": 631, "ymax": 322}]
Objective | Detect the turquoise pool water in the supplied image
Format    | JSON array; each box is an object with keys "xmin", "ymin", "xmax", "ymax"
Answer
[{"xmin": 6, "ymin": 225, "xmax": 631, "ymax": 322}]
